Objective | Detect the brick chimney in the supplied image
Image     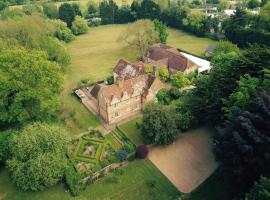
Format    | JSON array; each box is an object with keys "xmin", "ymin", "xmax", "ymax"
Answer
[
  {"xmin": 152, "ymin": 66, "xmax": 158, "ymax": 77},
  {"xmin": 116, "ymin": 78, "xmax": 124, "ymax": 90}
]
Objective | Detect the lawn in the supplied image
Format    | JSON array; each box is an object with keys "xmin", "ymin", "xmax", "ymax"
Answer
[
  {"xmin": 167, "ymin": 28, "xmax": 217, "ymax": 56},
  {"xmin": 0, "ymin": 160, "xmax": 180, "ymax": 200},
  {"xmin": 119, "ymin": 117, "xmax": 144, "ymax": 145},
  {"xmin": 61, "ymin": 24, "xmax": 217, "ymax": 135}
]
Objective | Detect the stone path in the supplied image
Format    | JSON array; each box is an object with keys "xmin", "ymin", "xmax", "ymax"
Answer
[{"xmin": 148, "ymin": 127, "xmax": 218, "ymax": 193}]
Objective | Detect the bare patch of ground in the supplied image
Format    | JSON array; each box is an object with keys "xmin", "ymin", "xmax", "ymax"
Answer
[{"xmin": 148, "ymin": 127, "xmax": 218, "ymax": 193}]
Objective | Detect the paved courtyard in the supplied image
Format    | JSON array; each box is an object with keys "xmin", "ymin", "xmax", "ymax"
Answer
[{"xmin": 148, "ymin": 127, "xmax": 218, "ymax": 193}]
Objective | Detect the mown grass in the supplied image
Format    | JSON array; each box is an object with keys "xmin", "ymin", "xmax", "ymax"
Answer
[
  {"xmin": 0, "ymin": 160, "xmax": 180, "ymax": 200},
  {"xmin": 119, "ymin": 117, "xmax": 144, "ymax": 145}
]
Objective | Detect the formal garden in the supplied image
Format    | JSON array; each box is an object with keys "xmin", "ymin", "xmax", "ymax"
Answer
[{"xmin": 68, "ymin": 128, "xmax": 136, "ymax": 182}]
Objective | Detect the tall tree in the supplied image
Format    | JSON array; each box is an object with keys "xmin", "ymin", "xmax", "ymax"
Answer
[
  {"xmin": 138, "ymin": 0, "xmax": 161, "ymax": 20},
  {"xmin": 99, "ymin": 0, "xmax": 118, "ymax": 24},
  {"xmin": 141, "ymin": 103, "xmax": 180, "ymax": 145},
  {"xmin": 7, "ymin": 123, "xmax": 69, "ymax": 191},
  {"xmin": 214, "ymin": 92, "xmax": 270, "ymax": 196},
  {"xmin": 118, "ymin": 19, "xmax": 159, "ymax": 56},
  {"xmin": 0, "ymin": 49, "xmax": 63, "ymax": 125},
  {"xmin": 59, "ymin": 3, "xmax": 76, "ymax": 27}
]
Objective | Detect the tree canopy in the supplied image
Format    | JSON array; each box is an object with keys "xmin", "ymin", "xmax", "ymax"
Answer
[
  {"xmin": 0, "ymin": 49, "xmax": 63, "ymax": 125},
  {"xmin": 7, "ymin": 122, "xmax": 69, "ymax": 191}
]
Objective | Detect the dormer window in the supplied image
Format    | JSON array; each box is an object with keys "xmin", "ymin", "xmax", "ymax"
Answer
[{"xmin": 114, "ymin": 103, "xmax": 119, "ymax": 107}]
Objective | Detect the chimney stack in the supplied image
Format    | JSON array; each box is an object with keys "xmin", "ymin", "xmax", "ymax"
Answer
[
  {"xmin": 117, "ymin": 78, "xmax": 124, "ymax": 90},
  {"xmin": 152, "ymin": 66, "xmax": 158, "ymax": 77}
]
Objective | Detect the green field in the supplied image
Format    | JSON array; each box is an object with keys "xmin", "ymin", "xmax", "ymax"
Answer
[
  {"xmin": 62, "ymin": 24, "xmax": 217, "ymax": 135},
  {"xmin": 0, "ymin": 160, "xmax": 181, "ymax": 200}
]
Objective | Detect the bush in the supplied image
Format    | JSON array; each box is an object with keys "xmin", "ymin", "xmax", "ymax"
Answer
[
  {"xmin": 156, "ymin": 89, "xmax": 171, "ymax": 105},
  {"xmin": 158, "ymin": 66, "xmax": 169, "ymax": 82},
  {"xmin": 118, "ymin": 149, "xmax": 128, "ymax": 162},
  {"xmin": 136, "ymin": 144, "xmax": 149, "ymax": 159},
  {"xmin": 171, "ymin": 72, "xmax": 191, "ymax": 88},
  {"xmin": 106, "ymin": 76, "xmax": 114, "ymax": 85},
  {"xmin": 65, "ymin": 165, "xmax": 85, "ymax": 196},
  {"xmin": 51, "ymin": 19, "xmax": 75, "ymax": 43},
  {"xmin": 42, "ymin": 3, "xmax": 58, "ymax": 19},
  {"xmin": 71, "ymin": 16, "xmax": 88, "ymax": 35},
  {"xmin": 114, "ymin": 168, "xmax": 124, "ymax": 175}
]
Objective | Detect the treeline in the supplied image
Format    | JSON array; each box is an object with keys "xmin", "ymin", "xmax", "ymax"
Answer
[{"xmin": 93, "ymin": 0, "xmax": 270, "ymax": 45}]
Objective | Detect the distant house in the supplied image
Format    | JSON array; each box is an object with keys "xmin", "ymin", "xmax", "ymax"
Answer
[{"xmin": 143, "ymin": 44, "xmax": 211, "ymax": 75}]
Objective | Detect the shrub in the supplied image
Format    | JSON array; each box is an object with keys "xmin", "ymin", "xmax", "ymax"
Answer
[
  {"xmin": 156, "ymin": 89, "xmax": 171, "ymax": 105},
  {"xmin": 118, "ymin": 149, "xmax": 128, "ymax": 162},
  {"xmin": 51, "ymin": 19, "xmax": 75, "ymax": 43},
  {"xmin": 158, "ymin": 66, "xmax": 169, "ymax": 82},
  {"xmin": 123, "ymin": 143, "xmax": 134, "ymax": 153},
  {"xmin": 71, "ymin": 16, "xmax": 88, "ymax": 35},
  {"xmin": 136, "ymin": 144, "xmax": 149, "ymax": 159},
  {"xmin": 106, "ymin": 76, "xmax": 114, "ymax": 85},
  {"xmin": 65, "ymin": 165, "xmax": 85, "ymax": 196},
  {"xmin": 114, "ymin": 168, "xmax": 124, "ymax": 175},
  {"xmin": 171, "ymin": 72, "xmax": 191, "ymax": 88}
]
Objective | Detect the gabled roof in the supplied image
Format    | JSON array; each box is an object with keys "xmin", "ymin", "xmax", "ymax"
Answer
[
  {"xmin": 113, "ymin": 59, "xmax": 145, "ymax": 80},
  {"xmin": 144, "ymin": 44, "xmax": 189, "ymax": 72},
  {"xmin": 90, "ymin": 74, "xmax": 164, "ymax": 104}
]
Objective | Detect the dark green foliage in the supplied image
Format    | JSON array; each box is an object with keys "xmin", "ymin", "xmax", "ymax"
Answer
[
  {"xmin": 0, "ymin": 0, "xmax": 8, "ymax": 11},
  {"xmin": 138, "ymin": 0, "xmax": 161, "ymax": 20},
  {"xmin": 42, "ymin": 3, "xmax": 59, "ymax": 19},
  {"xmin": 59, "ymin": 3, "xmax": 76, "ymax": 28},
  {"xmin": 0, "ymin": 129, "xmax": 12, "ymax": 166},
  {"xmin": 106, "ymin": 75, "xmax": 114, "ymax": 85},
  {"xmin": 156, "ymin": 89, "xmax": 171, "ymax": 105},
  {"xmin": 0, "ymin": 49, "xmax": 63, "ymax": 125},
  {"xmin": 65, "ymin": 165, "xmax": 85, "ymax": 196},
  {"xmin": 116, "ymin": 6, "xmax": 133, "ymax": 23},
  {"xmin": 214, "ymin": 92, "xmax": 270, "ymax": 197},
  {"xmin": 248, "ymin": 0, "xmax": 260, "ymax": 8},
  {"xmin": 99, "ymin": 0, "xmax": 118, "ymax": 24},
  {"xmin": 88, "ymin": 2, "xmax": 97, "ymax": 16},
  {"xmin": 190, "ymin": 45, "xmax": 270, "ymax": 125},
  {"xmin": 71, "ymin": 3, "xmax": 82, "ymax": 17},
  {"xmin": 7, "ymin": 123, "xmax": 69, "ymax": 191},
  {"xmin": 141, "ymin": 103, "xmax": 180, "ymax": 145},
  {"xmin": 245, "ymin": 177, "xmax": 270, "ymax": 200},
  {"xmin": 154, "ymin": 19, "xmax": 169, "ymax": 44},
  {"xmin": 224, "ymin": 8, "xmax": 270, "ymax": 47}
]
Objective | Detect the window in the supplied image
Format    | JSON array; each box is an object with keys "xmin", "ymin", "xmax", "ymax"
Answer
[
  {"xmin": 114, "ymin": 103, "xmax": 119, "ymax": 108},
  {"xmin": 135, "ymin": 96, "xmax": 140, "ymax": 101},
  {"xmin": 115, "ymin": 111, "xmax": 120, "ymax": 118}
]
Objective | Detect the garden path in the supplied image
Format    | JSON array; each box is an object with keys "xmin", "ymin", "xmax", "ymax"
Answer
[{"xmin": 148, "ymin": 127, "xmax": 218, "ymax": 193}]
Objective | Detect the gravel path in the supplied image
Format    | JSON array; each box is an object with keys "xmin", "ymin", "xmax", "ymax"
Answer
[{"xmin": 148, "ymin": 127, "xmax": 218, "ymax": 193}]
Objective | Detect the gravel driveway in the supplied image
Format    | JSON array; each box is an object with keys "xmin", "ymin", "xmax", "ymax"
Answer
[{"xmin": 148, "ymin": 127, "xmax": 218, "ymax": 193}]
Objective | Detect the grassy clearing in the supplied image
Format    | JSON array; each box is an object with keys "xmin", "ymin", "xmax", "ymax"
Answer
[
  {"xmin": 119, "ymin": 117, "xmax": 144, "ymax": 145},
  {"xmin": 167, "ymin": 28, "xmax": 217, "ymax": 56},
  {"xmin": 62, "ymin": 24, "xmax": 217, "ymax": 135},
  {"xmin": 0, "ymin": 160, "xmax": 180, "ymax": 200}
]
